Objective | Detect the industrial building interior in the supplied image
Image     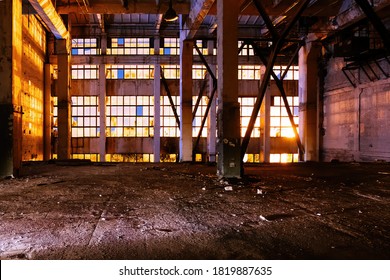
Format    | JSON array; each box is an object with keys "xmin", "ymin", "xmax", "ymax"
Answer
[{"xmin": 0, "ymin": 0, "xmax": 389, "ymax": 259}]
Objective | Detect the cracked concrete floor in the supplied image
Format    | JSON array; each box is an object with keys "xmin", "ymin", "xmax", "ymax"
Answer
[{"xmin": 0, "ymin": 161, "xmax": 389, "ymax": 259}]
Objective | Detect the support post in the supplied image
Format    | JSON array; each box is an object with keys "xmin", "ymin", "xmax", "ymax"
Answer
[
  {"xmin": 0, "ymin": 0, "xmax": 23, "ymax": 177},
  {"xmin": 207, "ymin": 40, "xmax": 217, "ymax": 163},
  {"xmin": 299, "ymin": 35, "xmax": 322, "ymax": 161},
  {"xmin": 260, "ymin": 66, "xmax": 271, "ymax": 163},
  {"xmin": 180, "ymin": 16, "xmax": 194, "ymax": 162},
  {"xmin": 217, "ymin": 0, "xmax": 241, "ymax": 177},
  {"xmin": 99, "ymin": 34, "xmax": 107, "ymax": 162},
  {"xmin": 153, "ymin": 37, "xmax": 161, "ymax": 163},
  {"xmin": 56, "ymin": 39, "xmax": 71, "ymax": 160},
  {"xmin": 98, "ymin": 65, "xmax": 106, "ymax": 162},
  {"xmin": 44, "ymin": 64, "xmax": 53, "ymax": 161}
]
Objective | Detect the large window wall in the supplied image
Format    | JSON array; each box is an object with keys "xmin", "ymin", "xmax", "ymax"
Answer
[
  {"xmin": 106, "ymin": 96, "xmax": 154, "ymax": 137},
  {"xmin": 71, "ymin": 96, "xmax": 100, "ymax": 138},
  {"xmin": 52, "ymin": 36, "xmax": 300, "ymax": 163}
]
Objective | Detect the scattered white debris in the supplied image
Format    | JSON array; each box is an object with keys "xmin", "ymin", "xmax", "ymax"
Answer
[
  {"xmin": 259, "ymin": 215, "xmax": 269, "ymax": 222},
  {"xmin": 231, "ymin": 214, "xmax": 236, "ymax": 217},
  {"xmin": 101, "ymin": 218, "xmax": 105, "ymax": 221},
  {"xmin": 378, "ymin": 172, "xmax": 390, "ymax": 175},
  {"xmin": 224, "ymin": 186, "xmax": 233, "ymax": 191},
  {"xmin": 99, "ymin": 194, "xmax": 102, "ymax": 197},
  {"xmin": 358, "ymin": 210, "xmax": 363, "ymax": 214},
  {"xmin": 202, "ymin": 187, "xmax": 206, "ymax": 191},
  {"xmin": 257, "ymin": 189, "xmax": 263, "ymax": 195},
  {"xmin": 316, "ymin": 213, "xmax": 321, "ymax": 216}
]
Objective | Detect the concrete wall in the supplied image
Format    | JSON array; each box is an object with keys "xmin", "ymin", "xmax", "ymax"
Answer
[
  {"xmin": 322, "ymin": 57, "xmax": 390, "ymax": 161},
  {"xmin": 21, "ymin": 12, "xmax": 46, "ymax": 161}
]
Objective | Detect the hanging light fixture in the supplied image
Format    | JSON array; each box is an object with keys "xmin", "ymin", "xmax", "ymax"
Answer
[{"xmin": 164, "ymin": 0, "xmax": 178, "ymax": 22}]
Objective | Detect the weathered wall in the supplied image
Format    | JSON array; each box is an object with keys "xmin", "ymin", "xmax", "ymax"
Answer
[
  {"xmin": 21, "ymin": 10, "xmax": 46, "ymax": 161},
  {"xmin": 322, "ymin": 57, "xmax": 390, "ymax": 161}
]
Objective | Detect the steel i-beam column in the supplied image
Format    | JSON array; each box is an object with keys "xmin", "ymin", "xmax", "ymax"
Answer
[
  {"xmin": 98, "ymin": 33, "xmax": 107, "ymax": 162},
  {"xmin": 0, "ymin": 0, "xmax": 23, "ymax": 177},
  {"xmin": 217, "ymin": 0, "xmax": 241, "ymax": 177},
  {"xmin": 179, "ymin": 16, "xmax": 194, "ymax": 162},
  {"xmin": 207, "ymin": 40, "xmax": 217, "ymax": 163},
  {"xmin": 153, "ymin": 37, "xmax": 161, "ymax": 163},
  {"xmin": 259, "ymin": 66, "xmax": 271, "ymax": 163}
]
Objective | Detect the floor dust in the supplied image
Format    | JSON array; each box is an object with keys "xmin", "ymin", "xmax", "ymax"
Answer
[{"xmin": 0, "ymin": 161, "xmax": 389, "ymax": 259}]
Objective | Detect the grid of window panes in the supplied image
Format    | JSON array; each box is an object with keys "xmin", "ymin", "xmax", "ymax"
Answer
[
  {"xmin": 71, "ymin": 96, "xmax": 100, "ymax": 137},
  {"xmin": 238, "ymin": 41, "xmax": 254, "ymax": 56},
  {"xmin": 272, "ymin": 65, "xmax": 299, "ymax": 80},
  {"xmin": 244, "ymin": 154, "xmax": 260, "ymax": 163},
  {"xmin": 270, "ymin": 153, "xmax": 299, "ymax": 163},
  {"xmin": 161, "ymin": 38, "xmax": 179, "ymax": 55},
  {"xmin": 238, "ymin": 65, "xmax": 261, "ymax": 80},
  {"xmin": 71, "ymin": 65, "xmax": 99, "ymax": 79},
  {"xmin": 106, "ymin": 65, "xmax": 154, "ymax": 79},
  {"xmin": 161, "ymin": 65, "xmax": 180, "ymax": 79},
  {"xmin": 161, "ymin": 96, "xmax": 180, "ymax": 137},
  {"xmin": 106, "ymin": 96, "xmax": 154, "ymax": 137},
  {"xmin": 192, "ymin": 96, "xmax": 209, "ymax": 137},
  {"xmin": 71, "ymin": 38, "xmax": 99, "ymax": 55},
  {"xmin": 106, "ymin": 153, "xmax": 154, "ymax": 163},
  {"xmin": 72, "ymin": 154, "xmax": 100, "ymax": 162},
  {"xmin": 107, "ymin": 38, "xmax": 154, "ymax": 55},
  {"xmin": 193, "ymin": 65, "xmax": 207, "ymax": 80},
  {"xmin": 239, "ymin": 97, "xmax": 261, "ymax": 137},
  {"xmin": 270, "ymin": 96, "xmax": 299, "ymax": 138},
  {"xmin": 193, "ymin": 40, "xmax": 208, "ymax": 55}
]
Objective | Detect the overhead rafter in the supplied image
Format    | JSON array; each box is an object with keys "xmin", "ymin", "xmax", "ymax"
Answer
[
  {"xmin": 354, "ymin": 0, "xmax": 390, "ymax": 50},
  {"xmin": 96, "ymin": 14, "xmax": 105, "ymax": 33},
  {"xmin": 56, "ymin": 2, "xmax": 190, "ymax": 15},
  {"xmin": 28, "ymin": 0, "xmax": 69, "ymax": 39},
  {"xmin": 182, "ymin": 0, "xmax": 215, "ymax": 39}
]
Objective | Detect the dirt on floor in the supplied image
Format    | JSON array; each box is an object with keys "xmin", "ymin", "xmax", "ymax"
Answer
[{"xmin": 0, "ymin": 161, "xmax": 389, "ymax": 260}]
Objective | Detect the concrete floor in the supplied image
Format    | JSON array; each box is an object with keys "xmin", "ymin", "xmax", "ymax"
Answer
[{"xmin": 0, "ymin": 161, "xmax": 389, "ymax": 260}]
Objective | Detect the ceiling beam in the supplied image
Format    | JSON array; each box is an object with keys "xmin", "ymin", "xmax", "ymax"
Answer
[
  {"xmin": 56, "ymin": 2, "xmax": 190, "ymax": 15},
  {"xmin": 96, "ymin": 14, "xmax": 105, "ymax": 33},
  {"xmin": 155, "ymin": 14, "xmax": 163, "ymax": 36},
  {"xmin": 183, "ymin": 0, "xmax": 215, "ymax": 39},
  {"xmin": 28, "ymin": 0, "xmax": 69, "ymax": 39},
  {"xmin": 354, "ymin": 0, "xmax": 390, "ymax": 50}
]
